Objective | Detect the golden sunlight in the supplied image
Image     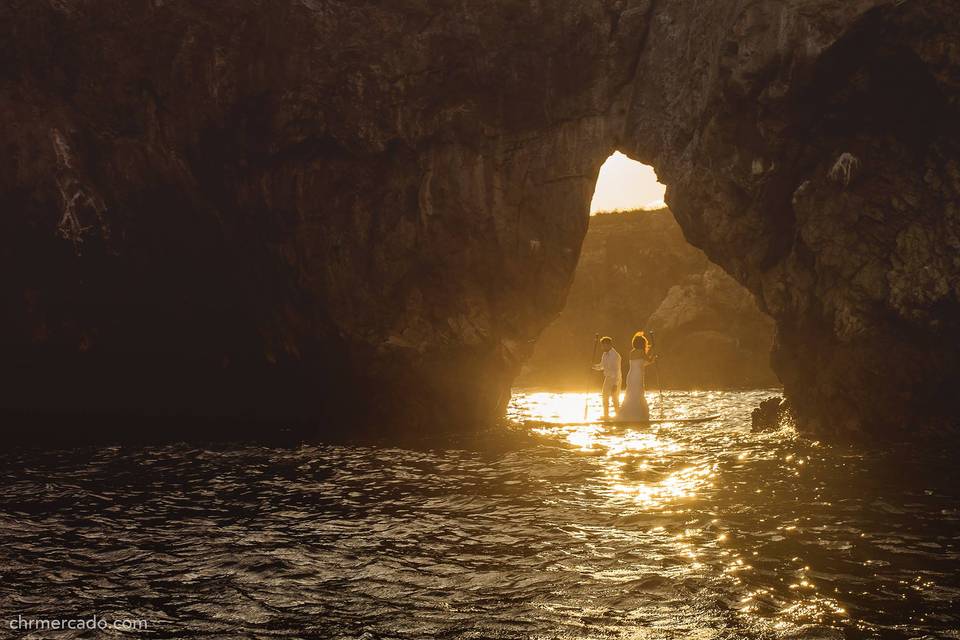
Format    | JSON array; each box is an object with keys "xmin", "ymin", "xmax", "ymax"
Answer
[
  {"xmin": 590, "ymin": 151, "xmax": 666, "ymax": 214},
  {"xmin": 516, "ymin": 391, "xmax": 714, "ymax": 510}
]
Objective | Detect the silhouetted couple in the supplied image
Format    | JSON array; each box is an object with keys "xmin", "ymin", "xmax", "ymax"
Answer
[{"xmin": 592, "ymin": 333, "xmax": 657, "ymax": 421}]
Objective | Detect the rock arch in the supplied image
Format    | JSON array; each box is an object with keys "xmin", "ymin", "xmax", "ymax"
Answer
[{"xmin": 1, "ymin": 0, "xmax": 957, "ymax": 439}]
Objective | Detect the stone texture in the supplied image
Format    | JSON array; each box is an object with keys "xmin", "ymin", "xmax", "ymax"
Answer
[
  {"xmin": 517, "ymin": 209, "xmax": 776, "ymax": 390},
  {"xmin": 1, "ymin": 0, "xmax": 958, "ymax": 439},
  {"xmin": 751, "ymin": 396, "xmax": 792, "ymax": 433},
  {"xmin": 1, "ymin": 0, "xmax": 637, "ymax": 435},
  {"xmin": 622, "ymin": 0, "xmax": 960, "ymax": 438}
]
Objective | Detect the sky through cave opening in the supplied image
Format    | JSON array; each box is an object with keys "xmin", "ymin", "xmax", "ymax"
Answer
[{"xmin": 590, "ymin": 151, "xmax": 666, "ymax": 214}]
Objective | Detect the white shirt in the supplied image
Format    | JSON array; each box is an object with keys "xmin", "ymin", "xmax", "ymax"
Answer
[{"xmin": 595, "ymin": 348, "xmax": 622, "ymax": 382}]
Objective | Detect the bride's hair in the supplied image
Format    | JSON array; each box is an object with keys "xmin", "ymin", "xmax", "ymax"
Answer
[{"xmin": 632, "ymin": 331, "xmax": 650, "ymax": 354}]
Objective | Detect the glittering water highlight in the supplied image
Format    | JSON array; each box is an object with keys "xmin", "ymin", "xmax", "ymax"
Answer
[{"xmin": 0, "ymin": 390, "xmax": 957, "ymax": 639}]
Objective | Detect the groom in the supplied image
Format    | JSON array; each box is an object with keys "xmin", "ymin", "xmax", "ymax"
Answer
[{"xmin": 592, "ymin": 336, "xmax": 622, "ymax": 419}]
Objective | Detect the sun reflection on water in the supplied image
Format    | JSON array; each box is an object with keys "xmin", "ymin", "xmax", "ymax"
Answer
[
  {"xmin": 514, "ymin": 391, "xmax": 714, "ymax": 510},
  {"xmin": 1, "ymin": 389, "xmax": 957, "ymax": 639},
  {"xmin": 506, "ymin": 389, "xmax": 880, "ymax": 637}
]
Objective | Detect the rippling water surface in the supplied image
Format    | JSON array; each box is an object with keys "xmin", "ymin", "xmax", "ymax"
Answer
[{"xmin": 1, "ymin": 390, "xmax": 959, "ymax": 639}]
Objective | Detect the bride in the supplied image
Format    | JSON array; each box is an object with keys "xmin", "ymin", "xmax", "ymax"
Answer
[{"xmin": 618, "ymin": 331, "xmax": 658, "ymax": 421}]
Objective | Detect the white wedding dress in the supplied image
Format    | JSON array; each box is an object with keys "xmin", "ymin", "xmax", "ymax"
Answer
[{"xmin": 617, "ymin": 357, "xmax": 650, "ymax": 421}]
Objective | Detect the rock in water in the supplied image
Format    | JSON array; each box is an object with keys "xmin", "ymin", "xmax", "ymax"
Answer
[
  {"xmin": 1, "ymin": 1, "xmax": 958, "ymax": 440},
  {"xmin": 752, "ymin": 397, "xmax": 792, "ymax": 432}
]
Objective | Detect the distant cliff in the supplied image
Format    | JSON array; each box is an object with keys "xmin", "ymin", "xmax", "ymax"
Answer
[{"xmin": 518, "ymin": 210, "xmax": 778, "ymax": 390}]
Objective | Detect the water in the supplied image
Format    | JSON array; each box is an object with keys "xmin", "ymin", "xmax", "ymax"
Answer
[{"xmin": 1, "ymin": 390, "xmax": 958, "ymax": 639}]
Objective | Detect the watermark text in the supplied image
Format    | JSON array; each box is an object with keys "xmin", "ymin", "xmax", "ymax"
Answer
[{"xmin": 8, "ymin": 614, "xmax": 149, "ymax": 633}]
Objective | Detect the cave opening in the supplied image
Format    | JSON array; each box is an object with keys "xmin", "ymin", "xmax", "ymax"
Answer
[{"xmin": 516, "ymin": 152, "xmax": 779, "ymax": 396}]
